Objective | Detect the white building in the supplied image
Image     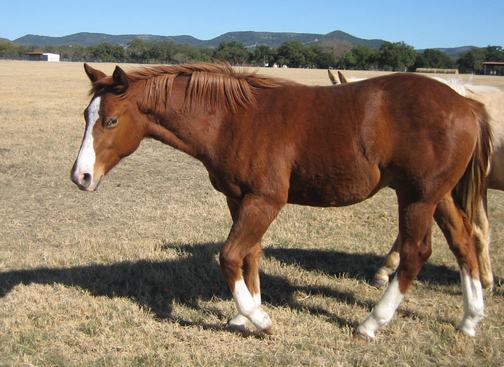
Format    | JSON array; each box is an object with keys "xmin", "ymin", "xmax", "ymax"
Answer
[{"xmin": 24, "ymin": 52, "xmax": 60, "ymax": 62}]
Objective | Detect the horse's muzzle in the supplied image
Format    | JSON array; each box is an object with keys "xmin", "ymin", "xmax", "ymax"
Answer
[{"xmin": 71, "ymin": 171, "xmax": 99, "ymax": 192}]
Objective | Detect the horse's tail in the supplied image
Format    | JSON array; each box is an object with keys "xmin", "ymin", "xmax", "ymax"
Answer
[{"xmin": 452, "ymin": 99, "xmax": 493, "ymax": 222}]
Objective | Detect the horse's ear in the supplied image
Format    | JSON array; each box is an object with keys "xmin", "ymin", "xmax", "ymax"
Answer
[
  {"xmin": 112, "ymin": 66, "xmax": 129, "ymax": 90},
  {"xmin": 338, "ymin": 71, "xmax": 348, "ymax": 84},
  {"xmin": 84, "ymin": 63, "xmax": 106, "ymax": 83},
  {"xmin": 328, "ymin": 69, "xmax": 339, "ymax": 85}
]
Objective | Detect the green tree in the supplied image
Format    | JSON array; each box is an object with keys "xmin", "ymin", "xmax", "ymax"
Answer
[
  {"xmin": 414, "ymin": 49, "xmax": 454, "ymax": 69},
  {"xmin": 250, "ymin": 45, "xmax": 277, "ymax": 66},
  {"xmin": 276, "ymin": 41, "xmax": 306, "ymax": 67},
  {"xmin": 0, "ymin": 41, "xmax": 27, "ymax": 58},
  {"xmin": 57, "ymin": 45, "xmax": 88, "ymax": 61},
  {"xmin": 179, "ymin": 44, "xmax": 213, "ymax": 63},
  {"xmin": 377, "ymin": 41, "xmax": 417, "ymax": 71},
  {"xmin": 127, "ymin": 39, "xmax": 148, "ymax": 63},
  {"xmin": 89, "ymin": 43, "xmax": 125, "ymax": 62},
  {"xmin": 214, "ymin": 42, "xmax": 249, "ymax": 65},
  {"xmin": 457, "ymin": 48, "xmax": 485, "ymax": 74},
  {"xmin": 339, "ymin": 45, "xmax": 377, "ymax": 70},
  {"xmin": 303, "ymin": 45, "xmax": 336, "ymax": 68},
  {"xmin": 484, "ymin": 45, "xmax": 504, "ymax": 61}
]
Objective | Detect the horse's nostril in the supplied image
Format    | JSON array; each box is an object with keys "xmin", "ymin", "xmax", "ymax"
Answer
[{"xmin": 82, "ymin": 173, "xmax": 92, "ymax": 186}]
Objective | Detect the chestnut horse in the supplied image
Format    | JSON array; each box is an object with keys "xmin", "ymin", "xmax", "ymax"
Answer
[
  {"xmin": 329, "ymin": 70, "xmax": 501, "ymax": 291},
  {"xmin": 72, "ymin": 63, "xmax": 491, "ymax": 339}
]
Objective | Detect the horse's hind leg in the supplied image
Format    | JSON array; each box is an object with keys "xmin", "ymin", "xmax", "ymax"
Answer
[
  {"xmin": 473, "ymin": 192, "xmax": 493, "ymax": 290},
  {"xmin": 434, "ymin": 194, "xmax": 484, "ymax": 336},
  {"xmin": 220, "ymin": 195, "xmax": 282, "ymax": 333},
  {"xmin": 356, "ymin": 198, "xmax": 435, "ymax": 339},
  {"xmin": 372, "ymin": 235, "xmax": 401, "ymax": 287},
  {"xmin": 374, "ymin": 192, "xmax": 493, "ymax": 291}
]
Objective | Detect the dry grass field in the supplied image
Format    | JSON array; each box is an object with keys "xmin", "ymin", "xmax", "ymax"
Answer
[{"xmin": 0, "ymin": 60, "xmax": 503, "ymax": 366}]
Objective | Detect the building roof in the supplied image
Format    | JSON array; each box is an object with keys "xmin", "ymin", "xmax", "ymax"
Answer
[
  {"xmin": 24, "ymin": 52, "xmax": 59, "ymax": 56},
  {"xmin": 482, "ymin": 61, "xmax": 504, "ymax": 66}
]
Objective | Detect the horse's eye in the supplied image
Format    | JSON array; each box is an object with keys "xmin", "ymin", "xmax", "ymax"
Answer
[{"xmin": 103, "ymin": 117, "xmax": 118, "ymax": 129}]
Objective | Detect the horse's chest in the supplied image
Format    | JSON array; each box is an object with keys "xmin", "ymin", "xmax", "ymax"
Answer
[{"xmin": 207, "ymin": 171, "xmax": 244, "ymax": 199}]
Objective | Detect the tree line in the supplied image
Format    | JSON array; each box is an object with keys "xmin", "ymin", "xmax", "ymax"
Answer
[
  {"xmin": 339, "ymin": 43, "xmax": 504, "ymax": 74},
  {"xmin": 1, "ymin": 38, "xmax": 502, "ymax": 74}
]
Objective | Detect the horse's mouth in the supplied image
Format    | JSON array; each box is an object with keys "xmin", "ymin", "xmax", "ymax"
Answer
[{"xmin": 73, "ymin": 175, "xmax": 103, "ymax": 192}]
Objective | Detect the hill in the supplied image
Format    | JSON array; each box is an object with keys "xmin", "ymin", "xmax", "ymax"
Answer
[
  {"xmin": 324, "ymin": 30, "xmax": 384, "ymax": 49},
  {"xmin": 13, "ymin": 32, "xmax": 201, "ymax": 47},
  {"xmin": 12, "ymin": 30, "xmax": 386, "ymax": 50},
  {"xmin": 434, "ymin": 46, "xmax": 477, "ymax": 59},
  {"xmin": 203, "ymin": 31, "xmax": 337, "ymax": 48},
  {"xmin": 8, "ymin": 31, "xmax": 482, "ymax": 58}
]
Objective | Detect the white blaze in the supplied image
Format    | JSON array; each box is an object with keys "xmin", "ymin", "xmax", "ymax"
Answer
[{"xmin": 75, "ymin": 96, "xmax": 101, "ymax": 177}]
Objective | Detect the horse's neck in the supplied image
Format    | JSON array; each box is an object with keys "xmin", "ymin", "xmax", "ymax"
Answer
[
  {"xmin": 147, "ymin": 107, "xmax": 226, "ymax": 160},
  {"xmin": 147, "ymin": 121, "xmax": 196, "ymax": 156}
]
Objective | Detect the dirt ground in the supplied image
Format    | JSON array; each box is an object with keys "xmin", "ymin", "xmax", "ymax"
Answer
[{"xmin": 0, "ymin": 60, "xmax": 503, "ymax": 366}]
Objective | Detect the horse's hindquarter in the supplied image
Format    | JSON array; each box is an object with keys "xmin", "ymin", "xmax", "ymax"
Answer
[
  {"xmin": 467, "ymin": 88, "xmax": 504, "ymax": 190},
  {"xmin": 289, "ymin": 75, "xmax": 481, "ymax": 206},
  {"xmin": 384, "ymin": 75, "xmax": 480, "ymax": 196}
]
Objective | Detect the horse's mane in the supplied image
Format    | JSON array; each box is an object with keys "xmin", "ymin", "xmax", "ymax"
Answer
[{"xmin": 91, "ymin": 63, "xmax": 295, "ymax": 113}]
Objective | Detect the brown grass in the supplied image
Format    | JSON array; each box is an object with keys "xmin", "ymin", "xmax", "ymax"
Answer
[{"xmin": 0, "ymin": 60, "xmax": 503, "ymax": 366}]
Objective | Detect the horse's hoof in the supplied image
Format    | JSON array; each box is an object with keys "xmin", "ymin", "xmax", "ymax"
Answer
[
  {"xmin": 262, "ymin": 326, "xmax": 274, "ymax": 335},
  {"xmin": 228, "ymin": 314, "xmax": 248, "ymax": 327},
  {"xmin": 353, "ymin": 327, "xmax": 374, "ymax": 342},
  {"xmin": 227, "ymin": 314, "xmax": 249, "ymax": 334},
  {"xmin": 481, "ymin": 279, "xmax": 494, "ymax": 292},
  {"xmin": 228, "ymin": 321, "xmax": 248, "ymax": 333},
  {"xmin": 457, "ymin": 323, "xmax": 476, "ymax": 337},
  {"xmin": 249, "ymin": 308, "xmax": 272, "ymax": 331}
]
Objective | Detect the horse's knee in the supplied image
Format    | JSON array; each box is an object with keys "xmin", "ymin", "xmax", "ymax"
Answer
[
  {"xmin": 397, "ymin": 238, "xmax": 432, "ymax": 291},
  {"xmin": 219, "ymin": 248, "xmax": 242, "ymax": 282},
  {"xmin": 419, "ymin": 242, "xmax": 432, "ymax": 262},
  {"xmin": 402, "ymin": 237, "xmax": 432, "ymax": 264}
]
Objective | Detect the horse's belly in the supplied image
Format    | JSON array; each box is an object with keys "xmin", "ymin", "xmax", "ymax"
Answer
[{"xmin": 287, "ymin": 174, "xmax": 378, "ymax": 207}]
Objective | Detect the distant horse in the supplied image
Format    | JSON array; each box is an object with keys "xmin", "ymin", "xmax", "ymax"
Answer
[
  {"xmin": 71, "ymin": 63, "xmax": 491, "ymax": 339},
  {"xmin": 329, "ymin": 70, "xmax": 502, "ymax": 290}
]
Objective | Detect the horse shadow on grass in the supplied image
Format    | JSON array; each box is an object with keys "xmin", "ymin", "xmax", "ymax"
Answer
[{"xmin": 0, "ymin": 242, "xmax": 489, "ymax": 332}]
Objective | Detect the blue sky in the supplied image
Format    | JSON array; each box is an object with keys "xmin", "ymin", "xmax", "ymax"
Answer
[{"xmin": 1, "ymin": 0, "xmax": 502, "ymax": 48}]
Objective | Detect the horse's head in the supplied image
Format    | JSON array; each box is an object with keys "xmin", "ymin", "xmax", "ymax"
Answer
[{"xmin": 71, "ymin": 64, "xmax": 148, "ymax": 191}]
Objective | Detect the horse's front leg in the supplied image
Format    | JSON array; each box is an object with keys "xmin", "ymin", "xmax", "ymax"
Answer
[
  {"xmin": 220, "ymin": 195, "xmax": 283, "ymax": 334},
  {"xmin": 227, "ymin": 243, "xmax": 263, "ymax": 329},
  {"xmin": 225, "ymin": 197, "xmax": 263, "ymax": 330}
]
